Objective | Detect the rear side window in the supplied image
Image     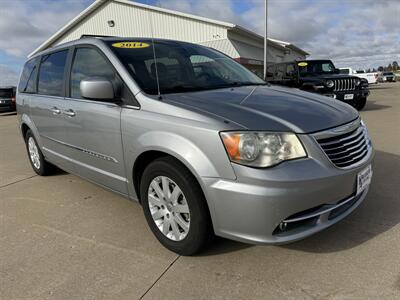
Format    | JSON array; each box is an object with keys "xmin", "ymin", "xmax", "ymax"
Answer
[
  {"xmin": 70, "ymin": 47, "xmax": 116, "ymax": 99},
  {"xmin": 38, "ymin": 50, "xmax": 68, "ymax": 97},
  {"xmin": 18, "ymin": 58, "xmax": 39, "ymax": 93},
  {"xmin": 285, "ymin": 64, "xmax": 295, "ymax": 78}
]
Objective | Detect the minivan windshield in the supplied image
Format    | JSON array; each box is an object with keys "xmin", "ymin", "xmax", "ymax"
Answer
[
  {"xmin": 298, "ymin": 60, "xmax": 337, "ymax": 76},
  {"xmin": 106, "ymin": 40, "xmax": 265, "ymax": 95}
]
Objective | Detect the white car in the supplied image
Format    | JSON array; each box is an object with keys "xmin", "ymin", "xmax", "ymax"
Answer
[
  {"xmin": 378, "ymin": 72, "xmax": 396, "ymax": 82},
  {"xmin": 339, "ymin": 68, "xmax": 378, "ymax": 84}
]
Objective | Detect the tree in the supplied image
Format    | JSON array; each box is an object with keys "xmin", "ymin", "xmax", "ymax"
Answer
[
  {"xmin": 378, "ymin": 66, "xmax": 384, "ymax": 72},
  {"xmin": 393, "ymin": 61, "xmax": 399, "ymax": 71},
  {"xmin": 387, "ymin": 63, "xmax": 393, "ymax": 71}
]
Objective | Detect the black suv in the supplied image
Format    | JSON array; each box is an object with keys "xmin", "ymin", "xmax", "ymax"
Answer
[
  {"xmin": 0, "ymin": 86, "xmax": 16, "ymax": 112},
  {"xmin": 267, "ymin": 60, "xmax": 369, "ymax": 110}
]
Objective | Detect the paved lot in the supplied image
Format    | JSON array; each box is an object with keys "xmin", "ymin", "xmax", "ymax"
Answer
[{"xmin": 1, "ymin": 83, "xmax": 400, "ymax": 299}]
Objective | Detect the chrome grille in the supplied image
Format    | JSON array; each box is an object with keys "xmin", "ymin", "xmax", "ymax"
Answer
[
  {"xmin": 333, "ymin": 79, "xmax": 356, "ymax": 91},
  {"xmin": 316, "ymin": 123, "xmax": 370, "ymax": 168}
]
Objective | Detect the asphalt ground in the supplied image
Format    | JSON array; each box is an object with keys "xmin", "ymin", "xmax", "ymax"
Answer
[{"xmin": 1, "ymin": 82, "xmax": 399, "ymax": 299}]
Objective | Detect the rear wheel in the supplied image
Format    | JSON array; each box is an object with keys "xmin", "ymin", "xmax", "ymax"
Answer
[
  {"xmin": 140, "ymin": 157, "xmax": 211, "ymax": 255},
  {"xmin": 25, "ymin": 130, "xmax": 56, "ymax": 176}
]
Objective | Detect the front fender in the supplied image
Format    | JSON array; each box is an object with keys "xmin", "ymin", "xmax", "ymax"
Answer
[{"xmin": 123, "ymin": 130, "xmax": 236, "ymax": 200}]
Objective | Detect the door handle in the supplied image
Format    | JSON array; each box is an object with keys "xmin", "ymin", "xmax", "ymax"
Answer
[
  {"xmin": 51, "ymin": 107, "xmax": 61, "ymax": 115},
  {"xmin": 63, "ymin": 109, "xmax": 76, "ymax": 117}
]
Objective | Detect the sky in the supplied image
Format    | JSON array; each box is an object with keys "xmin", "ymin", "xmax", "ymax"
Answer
[{"xmin": 0, "ymin": 0, "xmax": 399, "ymax": 86}]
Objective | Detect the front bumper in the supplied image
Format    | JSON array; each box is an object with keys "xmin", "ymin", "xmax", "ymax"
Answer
[
  {"xmin": 202, "ymin": 134, "xmax": 374, "ymax": 245},
  {"xmin": 323, "ymin": 89, "xmax": 369, "ymax": 101}
]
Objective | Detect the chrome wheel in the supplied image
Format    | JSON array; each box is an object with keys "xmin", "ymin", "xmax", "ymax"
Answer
[
  {"xmin": 28, "ymin": 137, "xmax": 40, "ymax": 170},
  {"xmin": 148, "ymin": 176, "xmax": 190, "ymax": 241}
]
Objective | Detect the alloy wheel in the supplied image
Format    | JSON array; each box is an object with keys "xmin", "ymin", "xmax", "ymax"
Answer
[
  {"xmin": 147, "ymin": 176, "xmax": 190, "ymax": 241},
  {"xmin": 28, "ymin": 137, "xmax": 41, "ymax": 170}
]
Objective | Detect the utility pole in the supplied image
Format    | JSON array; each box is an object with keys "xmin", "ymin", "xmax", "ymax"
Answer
[{"xmin": 263, "ymin": 0, "xmax": 268, "ymax": 81}]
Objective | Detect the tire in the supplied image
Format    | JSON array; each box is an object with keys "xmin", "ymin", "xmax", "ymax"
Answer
[
  {"xmin": 355, "ymin": 97, "xmax": 367, "ymax": 111},
  {"xmin": 25, "ymin": 130, "xmax": 56, "ymax": 176},
  {"xmin": 140, "ymin": 157, "xmax": 211, "ymax": 255}
]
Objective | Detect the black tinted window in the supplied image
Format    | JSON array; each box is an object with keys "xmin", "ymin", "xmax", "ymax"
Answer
[
  {"xmin": 38, "ymin": 50, "xmax": 68, "ymax": 96},
  {"xmin": 18, "ymin": 58, "xmax": 39, "ymax": 93},
  {"xmin": 70, "ymin": 48, "xmax": 116, "ymax": 99},
  {"xmin": 0, "ymin": 88, "xmax": 13, "ymax": 98}
]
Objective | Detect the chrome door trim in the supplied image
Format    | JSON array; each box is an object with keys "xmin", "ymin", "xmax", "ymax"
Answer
[{"xmin": 41, "ymin": 134, "xmax": 119, "ymax": 163}]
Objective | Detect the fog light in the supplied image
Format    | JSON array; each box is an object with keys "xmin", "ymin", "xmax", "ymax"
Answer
[{"xmin": 279, "ymin": 222, "xmax": 288, "ymax": 231}]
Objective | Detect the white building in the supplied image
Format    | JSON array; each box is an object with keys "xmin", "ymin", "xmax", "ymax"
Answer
[{"xmin": 29, "ymin": 0, "xmax": 308, "ymax": 76}]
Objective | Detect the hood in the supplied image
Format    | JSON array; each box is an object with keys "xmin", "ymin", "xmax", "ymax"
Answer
[
  {"xmin": 163, "ymin": 85, "xmax": 359, "ymax": 133},
  {"xmin": 302, "ymin": 74, "xmax": 359, "ymax": 80}
]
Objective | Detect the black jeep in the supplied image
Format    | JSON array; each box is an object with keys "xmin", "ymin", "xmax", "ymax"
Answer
[{"xmin": 266, "ymin": 60, "xmax": 369, "ymax": 110}]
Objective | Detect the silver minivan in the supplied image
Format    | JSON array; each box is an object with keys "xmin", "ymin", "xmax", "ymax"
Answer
[{"xmin": 17, "ymin": 37, "xmax": 374, "ymax": 255}]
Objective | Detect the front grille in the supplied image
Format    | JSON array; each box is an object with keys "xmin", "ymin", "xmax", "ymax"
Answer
[
  {"xmin": 333, "ymin": 78, "xmax": 356, "ymax": 91},
  {"xmin": 317, "ymin": 124, "xmax": 370, "ymax": 168}
]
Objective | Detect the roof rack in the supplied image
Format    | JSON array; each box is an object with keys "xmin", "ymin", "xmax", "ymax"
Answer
[{"xmin": 80, "ymin": 34, "xmax": 119, "ymax": 39}]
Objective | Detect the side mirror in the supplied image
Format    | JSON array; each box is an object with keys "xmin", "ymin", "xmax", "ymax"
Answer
[{"xmin": 80, "ymin": 77, "xmax": 115, "ymax": 101}]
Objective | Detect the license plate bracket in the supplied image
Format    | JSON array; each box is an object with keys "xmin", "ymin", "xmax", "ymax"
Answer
[{"xmin": 357, "ymin": 165, "xmax": 372, "ymax": 195}]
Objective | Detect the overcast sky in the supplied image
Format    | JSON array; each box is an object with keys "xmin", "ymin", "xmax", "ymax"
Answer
[{"xmin": 1, "ymin": 0, "xmax": 399, "ymax": 86}]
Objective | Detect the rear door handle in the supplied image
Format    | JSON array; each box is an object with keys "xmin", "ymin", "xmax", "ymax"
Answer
[
  {"xmin": 51, "ymin": 107, "xmax": 61, "ymax": 115},
  {"xmin": 63, "ymin": 109, "xmax": 76, "ymax": 117}
]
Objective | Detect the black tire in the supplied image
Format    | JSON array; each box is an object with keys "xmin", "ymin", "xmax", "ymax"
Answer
[
  {"xmin": 355, "ymin": 97, "xmax": 367, "ymax": 111},
  {"xmin": 25, "ymin": 130, "xmax": 56, "ymax": 176},
  {"xmin": 140, "ymin": 157, "xmax": 212, "ymax": 255}
]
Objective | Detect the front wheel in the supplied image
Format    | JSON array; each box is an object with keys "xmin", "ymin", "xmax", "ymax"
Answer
[
  {"xmin": 140, "ymin": 157, "xmax": 212, "ymax": 255},
  {"xmin": 354, "ymin": 97, "xmax": 367, "ymax": 111}
]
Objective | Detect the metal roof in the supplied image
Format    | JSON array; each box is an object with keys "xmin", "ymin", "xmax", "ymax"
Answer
[{"xmin": 28, "ymin": 0, "xmax": 308, "ymax": 57}]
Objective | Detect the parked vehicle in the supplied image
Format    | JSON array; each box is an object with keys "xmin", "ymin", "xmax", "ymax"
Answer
[
  {"xmin": 378, "ymin": 72, "xmax": 396, "ymax": 82},
  {"xmin": 339, "ymin": 68, "xmax": 378, "ymax": 84},
  {"xmin": 267, "ymin": 60, "xmax": 370, "ymax": 110},
  {"xmin": 0, "ymin": 86, "xmax": 16, "ymax": 112},
  {"xmin": 17, "ymin": 38, "xmax": 374, "ymax": 255}
]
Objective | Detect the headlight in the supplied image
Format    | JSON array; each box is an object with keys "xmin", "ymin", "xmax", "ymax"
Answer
[
  {"xmin": 355, "ymin": 79, "xmax": 361, "ymax": 86},
  {"xmin": 220, "ymin": 132, "xmax": 307, "ymax": 167},
  {"xmin": 326, "ymin": 80, "xmax": 334, "ymax": 88}
]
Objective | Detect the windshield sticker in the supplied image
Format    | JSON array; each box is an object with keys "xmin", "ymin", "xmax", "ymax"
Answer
[
  {"xmin": 112, "ymin": 42, "xmax": 150, "ymax": 49},
  {"xmin": 298, "ymin": 62, "xmax": 308, "ymax": 67}
]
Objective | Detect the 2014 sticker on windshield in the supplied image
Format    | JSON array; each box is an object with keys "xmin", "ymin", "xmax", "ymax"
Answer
[
  {"xmin": 298, "ymin": 62, "xmax": 308, "ymax": 67},
  {"xmin": 112, "ymin": 42, "xmax": 150, "ymax": 49}
]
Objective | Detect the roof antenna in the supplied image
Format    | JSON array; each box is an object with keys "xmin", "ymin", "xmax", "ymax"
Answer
[{"xmin": 149, "ymin": 11, "xmax": 162, "ymax": 100}]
